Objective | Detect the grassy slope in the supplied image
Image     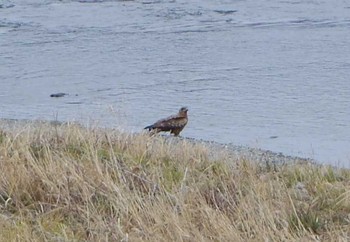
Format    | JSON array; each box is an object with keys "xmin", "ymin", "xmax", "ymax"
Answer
[{"xmin": 0, "ymin": 123, "xmax": 349, "ymax": 241}]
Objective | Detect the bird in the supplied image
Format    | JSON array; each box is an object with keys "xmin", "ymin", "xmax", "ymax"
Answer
[{"xmin": 144, "ymin": 107, "xmax": 188, "ymax": 136}]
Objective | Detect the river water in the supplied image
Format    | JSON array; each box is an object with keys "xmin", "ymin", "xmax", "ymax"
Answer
[{"xmin": 1, "ymin": 0, "xmax": 350, "ymax": 167}]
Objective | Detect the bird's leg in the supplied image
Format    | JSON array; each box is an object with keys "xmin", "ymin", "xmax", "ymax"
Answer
[{"xmin": 172, "ymin": 130, "xmax": 180, "ymax": 136}]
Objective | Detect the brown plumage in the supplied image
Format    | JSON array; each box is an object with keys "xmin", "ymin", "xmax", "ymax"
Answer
[{"xmin": 144, "ymin": 107, "xmax": 188, "ymax": 136}]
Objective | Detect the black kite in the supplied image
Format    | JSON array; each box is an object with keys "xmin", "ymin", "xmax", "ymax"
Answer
[{"xmin": 144, "ymin": 107, "xmax": 188, "ymax": 136}]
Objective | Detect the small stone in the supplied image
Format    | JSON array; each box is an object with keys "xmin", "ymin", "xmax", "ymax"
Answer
[
  {"xmin": 50, "ymin": 93, "xmax": 68, "ymax": 98},
  {"xmin": 294, "ymin": 182, "xmax": 311, "ymax": 201}
]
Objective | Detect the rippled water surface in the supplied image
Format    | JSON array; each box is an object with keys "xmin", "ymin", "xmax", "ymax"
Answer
[{"xmin": 1, "ymin": 0, "xmax": 350, "ymax": 166}]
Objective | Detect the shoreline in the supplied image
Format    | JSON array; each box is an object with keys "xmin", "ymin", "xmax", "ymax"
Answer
[{"xmin": 0, "ymin": 118, "xmax": 315, "ymax": 166}]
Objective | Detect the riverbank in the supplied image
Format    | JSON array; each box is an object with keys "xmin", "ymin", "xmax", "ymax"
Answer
[
  {"xmin": 0, "ymin": 118, "xmax": 315, "ymax": 165},
  {"xmin": 0, "ymin": 120, "xmax": 349, "ymax": 241}
]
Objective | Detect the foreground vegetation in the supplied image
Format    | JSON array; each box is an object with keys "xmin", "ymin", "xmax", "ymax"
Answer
[{"xmin": 0, "ymin": 122, "xmax": 349, "ymax": 241}]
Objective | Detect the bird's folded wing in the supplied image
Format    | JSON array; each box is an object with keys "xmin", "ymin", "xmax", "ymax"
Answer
[{"xmin": 154, "ymin": 116, "xmax": 187, "ymax": 129}]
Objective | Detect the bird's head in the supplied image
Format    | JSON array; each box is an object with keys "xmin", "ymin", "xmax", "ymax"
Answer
[{"xmin": 179, "ymin": 107, "xmax": 188, "ymax": 115}]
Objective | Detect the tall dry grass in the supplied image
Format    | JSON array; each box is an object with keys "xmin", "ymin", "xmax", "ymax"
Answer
[{"xmin": 0, "ymin": 123, "xmax": 349, "ymax": 241}]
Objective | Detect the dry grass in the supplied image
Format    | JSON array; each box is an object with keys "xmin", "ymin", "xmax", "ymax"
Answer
[{"xmin": 0, "ymin": 123, "xmax": 349, "ymax": 241}]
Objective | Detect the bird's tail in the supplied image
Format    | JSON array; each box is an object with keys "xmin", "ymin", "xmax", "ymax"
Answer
[{"xmin": 144, "ymin": 125, "xmax": 154, "ymax": 131}]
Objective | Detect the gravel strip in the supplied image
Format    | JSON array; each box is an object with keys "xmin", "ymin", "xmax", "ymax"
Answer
[{"xmin": 162, "ymin": 135, "xmax": 315, "ymax": 166}]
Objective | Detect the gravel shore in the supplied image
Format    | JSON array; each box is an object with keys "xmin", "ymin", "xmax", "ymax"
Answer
[
  {"xmin": 166, "ymin": 136, "xmax": 314, "ymax": 166},
  {"xmin": 0, "ymin": 118, "xmax": 314, "ymax": 166}
]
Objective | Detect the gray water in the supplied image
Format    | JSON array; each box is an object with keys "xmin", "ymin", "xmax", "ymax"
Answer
[{"xmin": 1, "ymin": 0, "xmax": 350, "ymax": 167}]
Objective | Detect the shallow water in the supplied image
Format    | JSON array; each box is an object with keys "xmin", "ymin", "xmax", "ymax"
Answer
[{"xmin": 1, "ymin": 0, "xmax": 350, "ymax": 167}]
